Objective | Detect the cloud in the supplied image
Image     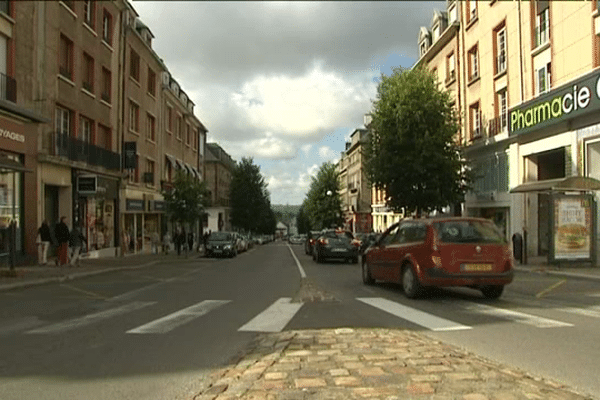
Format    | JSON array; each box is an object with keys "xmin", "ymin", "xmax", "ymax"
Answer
[{"xmin": 318, "ymin": 146, "xmax": 337, "ymax": 160}]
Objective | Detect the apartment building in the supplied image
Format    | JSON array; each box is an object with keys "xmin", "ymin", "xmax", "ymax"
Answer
[
  {"xmin": 204, "ymin": 143, "xmax": 234, "ymax": 233},
  {"xmin": 0, "ymin": 1, "xmax": 48, "ymax": 264},
  {"xmin": 417, "ymin": 0, "xmax": 600, "ymax": 265}
]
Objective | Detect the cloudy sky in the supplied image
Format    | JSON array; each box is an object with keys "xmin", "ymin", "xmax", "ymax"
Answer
[{"xmin": 132, "ymin": 1, "xmax": 443, "ymax": 205}]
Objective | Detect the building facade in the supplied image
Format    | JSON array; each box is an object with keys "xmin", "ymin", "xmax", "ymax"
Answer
[
  {"xmin": 204, "ymin": 143, "xmax": 234, "ymax": 233},
  {"xmin": 417, "ymin": 0, "xmax": 600, "ymax": 265}
]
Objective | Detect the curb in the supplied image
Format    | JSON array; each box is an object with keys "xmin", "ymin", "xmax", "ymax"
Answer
[{"xmin": 514, "ymin": 266, "xmax": 600, "ymax": 282}]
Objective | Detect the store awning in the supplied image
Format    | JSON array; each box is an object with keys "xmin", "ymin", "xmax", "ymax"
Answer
[
  {"xmin": 510, "ymin": 176, "xmax": 600, "ymax": 193},
  {"xmin": 165, "ymin": 154, "xmax": 177, "ymax": 168},
  {"xmin": 0, "ymin": 156, "xmax": 32, "ymax": 173},
  {"xmin": 176, "ymin": 159, "xmax": 186, "ymax": 170},
  {"xmin": 192, "ymin": 167, "xmax": 201, "ymax": 180}
]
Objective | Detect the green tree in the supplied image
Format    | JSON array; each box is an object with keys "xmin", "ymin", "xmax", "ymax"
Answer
[
  {"xmin": 296, "ymin": 202, "xmax": 311, "ymax": 234},
  {"xmin": 162, "ymin": 169, "xmax": 210, "ymax": 227},
  {"xmin": 304, "ymin": 162, "xmax": 343, "ymax": 229},
  {"xmin": 364, "ymin": 66, "xmax": 472, "ymax": 217},
  {"xmin": 230, "ymin": 157, "xmax": 275, "ymax": 234}
]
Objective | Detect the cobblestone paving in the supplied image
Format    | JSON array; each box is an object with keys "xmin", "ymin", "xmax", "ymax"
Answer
[{"xmin": 192, "ymin": 328, "xmax": 595, "ymax": 400}]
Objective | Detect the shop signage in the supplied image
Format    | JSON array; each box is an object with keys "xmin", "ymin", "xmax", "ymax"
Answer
[
  {"xmin": 124, "ymin": 141, "xmax": 137, "ymax": 170},
  {"xmin": 126, "ymin": 198, "xmax": 144, "ymax": 211},
  {"xmin": 510, "ymin": 69, "xmax": 600, "ymax": 136},
  {"xmin": 153, "ymin": 200, "xmax": 165, "ymax": 211},
  {"xmin": 0, "ymin": 128, "xmax": 25, "ymax": 143},
  {"xmin": 549, "ymin": 194, "xmax": 595, "ymax": 263},
  {"xmin": 77, "ymin": 175, "xmax": 97, "ymax": 194}
]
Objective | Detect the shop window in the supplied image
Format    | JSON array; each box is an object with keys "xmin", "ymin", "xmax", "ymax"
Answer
[
  {"xmin": 59, "ymin": 34, "xmax": 74, "ymax": 81},
  {"xmin": 82, "ymin": 52, "xmax": 94, "ymax": 93}
]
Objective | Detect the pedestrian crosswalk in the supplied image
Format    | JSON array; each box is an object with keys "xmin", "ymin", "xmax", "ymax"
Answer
[{"xmin": 11, "ymin": 296, "xmax": 600, "ymax": 337}]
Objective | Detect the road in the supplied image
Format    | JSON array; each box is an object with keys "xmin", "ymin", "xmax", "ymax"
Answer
[{"xmin": 0, "ymin": 241, "xmax": 599, "ymax": 399}]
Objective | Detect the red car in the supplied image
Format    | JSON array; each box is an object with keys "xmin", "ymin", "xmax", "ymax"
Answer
[{"xmin": 361, "ymin": 217, "xmax": 514, "ymax": 299}]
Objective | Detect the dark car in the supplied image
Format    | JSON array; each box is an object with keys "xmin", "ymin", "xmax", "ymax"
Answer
[
  {"xmin": 361, "ymin": 217, "xmax": 514, "ymax": 299},
  {"xmin": 305, "ymin": 230, "xmax": 322, "ymax": 255},
  {"xmin": 205, "ymin": 231, "xmax": 237, "ymax": 258},
  {"xmin": 354, "ymin": 232, "xmax": 380, "ymax": 254},
  {"xmin": 312, "ymin": 229, "xmax": 359, "ymax": 264}
]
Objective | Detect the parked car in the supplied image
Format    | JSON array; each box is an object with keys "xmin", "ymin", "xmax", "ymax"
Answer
[
  {"xmin": 288, "ymin": 235, "xmax": 304, "ymax": 245},
  {"xmin": 312, "ymin": 229, "xmax": 359, "ymax": 264},
  {"xmin": 205, "ymin": 231, "xmax": 238, "ymax": 258},
  {"xmin": 361, "ymin": 217, "xmax": 514, "ymax": 299},
  {"xmin": 305, "ymin": 230, "xmax": 322, "ymax": 255},
  {"xmin": 235, "ymin": 233, "xmax": 248, "ymax": 253}
]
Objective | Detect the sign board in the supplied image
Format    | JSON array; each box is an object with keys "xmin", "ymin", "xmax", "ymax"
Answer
[
  {"xmin": 549, "ymin": 194, "xmax": 596, "ymax": 263},
  {"xmin": 124, "ymin": 141, "xmax": 137, "ymax": 170},
  {"xmin": 153, "ymin": 200, "xmax": 165, "ymax": 211},
  {"xmin": 77, "ymin": 175, "xmax": 97, "ymax": 194},
  {"xmin": 126, "ymin": 199, "xmax": 144, "ymax": 211}
]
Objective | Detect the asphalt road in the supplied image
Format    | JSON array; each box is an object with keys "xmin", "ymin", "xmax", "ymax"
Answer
[{"xmin": 1, "ymin": 241, "xmax": 599, "ymax": 399}]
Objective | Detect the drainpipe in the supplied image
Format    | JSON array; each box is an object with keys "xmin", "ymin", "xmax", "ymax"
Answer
[
  {"xmin": 117, "ymin": 5, "xmax": 129, "ymax": 256},
  {"xmin": 517, "ymin": 0, "xmax": 528, "ymax": 264}
]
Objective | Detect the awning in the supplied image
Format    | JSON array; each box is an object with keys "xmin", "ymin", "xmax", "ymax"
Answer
[
  {"xmin": 510, "ymin": 176, "xmax": 600, "ymax": 193},
  {"xmin": 0, "ymin": 156, "xmax": 32, "ymax": 173},
  {"xmin": 165, "ymin": 154, "xmax": 177, "ymax": 168},
  {"xmin": 176, "ymin": 159, "xmax": 186, "ymax": 170},
  {"xmin": 184, "ymin": 163, "xmax": 194, "ymax": 175},
  {"xmin": 192, "ymin": 167, "xmax": 202, "ymax": 180}
]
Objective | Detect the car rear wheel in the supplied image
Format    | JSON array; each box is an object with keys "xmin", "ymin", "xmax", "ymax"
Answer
[
  {"xmin": 480, "ymin": 285, "xmax": 504, "ymax": 299},
  {"xmin": 402, "ymin": 265, "xmax": 422, "ymax": 299},
  {"xmin": 362, "ymin": 258, "xmax": 374, "ymax": 285}
]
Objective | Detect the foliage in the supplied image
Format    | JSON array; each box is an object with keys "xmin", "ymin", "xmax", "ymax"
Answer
[
  {"xmin": 364, "ymin": 66, "xmax": 472, "ymax": 216},
  {"xmin": 296, "ymin": 202, "xmax": 311, "ymax": 234},
  {"xmin": 304, "ymin": 162, "xmax": 343, "ymax": 230},
  {"xmin": 230, "ymin": 157, "xmax": 276, "ymax": 234},
  {"xmin": 162, "ymin": 169, "xmax": 210, "ymax": 226}
]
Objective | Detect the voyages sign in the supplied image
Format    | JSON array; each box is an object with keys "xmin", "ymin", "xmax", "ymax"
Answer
[{"xmin": 509, "ymin": 69, "xmax": 600, "ymax": 136}]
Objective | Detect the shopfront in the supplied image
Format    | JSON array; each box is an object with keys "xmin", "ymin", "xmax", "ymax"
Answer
[{"xmin": 122, "ymin": 196, "xmax": 165, "ymax": 254}]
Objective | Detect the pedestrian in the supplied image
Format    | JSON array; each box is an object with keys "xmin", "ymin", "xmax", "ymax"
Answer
[
  {"xmin": 54, "ymin": 216, "xmax": 70, "ymax": 266},
  {"xmin": 69, "ymin": 222, "xmax": 87, "ymax": 267},
  {"xmin": 151, "ymin": 231, "xmax": 160, "ymax": 254},
  {"xmin": 187, "ymin": 231, "xmax": 194, "ymax": 253},
  {"xmin": 37, "ymin": 220, "xmax": 52, "ymax": 265},
  {"xmin": 175, "ymin": 227, "xmax": 183, "ymax": 255},
  {"xmin": 163, "ymin": 230, "xmax": 171, "ymax": 254}
]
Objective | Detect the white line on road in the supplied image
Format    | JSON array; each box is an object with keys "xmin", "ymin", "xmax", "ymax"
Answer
[
  {"xmin": 0, "ymin": 317, "xmax": 43, "ymax": 335},
  {"xmin": 127, "ymin": 300, "xmax": 231, "ymax": 334},
  {"xmin": 26, "ymin": 301, "xmax": 156, "ymax": 334},
  {"xmin": 238, "ymin": 298, "xmax": 303, "ymax": 332},
  {"xmin": 557, "ymin": 305, "xmax": 600, "ymax": 319},
  {"xmin": 455, "ymin": 301, "xmax": 574, "ymax": 328},
  {"xmin": 287, "ymin": 245, "xmax": 306, "ymax": 278},
  {"xmin": 357, "ymin": 298, "xmax": 472, "ymax": 331}
]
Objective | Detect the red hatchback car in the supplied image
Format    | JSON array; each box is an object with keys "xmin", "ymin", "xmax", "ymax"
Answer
[{"xmin": 362, "ymin": 217, "xmax": 514, "ymax": 299}]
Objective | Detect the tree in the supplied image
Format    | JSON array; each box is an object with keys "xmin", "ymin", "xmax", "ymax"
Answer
[
  {"xmin": 230, "ymin": 157, "xmax": 275, "ymax": 234},
  {"xmin": 162, "ymin": 169, "xmax": 210, "ymax": 227},
  {"xmin": 364, "ymin": 66, "xmax": 472, "ymax": 217},
  {"xmin": 304, "ymin": 162, "xmax": 343, "ymax": 230},
  {"xmin": 296, "ymin": 202, "xmax": 311, "ymax": 234}
]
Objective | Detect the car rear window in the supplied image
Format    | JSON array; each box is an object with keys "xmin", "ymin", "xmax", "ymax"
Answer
[
  {"xmin": 434, "ymin": 221, "xmax": 505, "ymax": 244},
  {"xmin": 210, "ymin": 232, "xmax": 231, "ymax": 241}
]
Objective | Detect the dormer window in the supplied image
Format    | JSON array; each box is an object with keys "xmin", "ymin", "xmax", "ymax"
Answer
[
  {"xmin": 420, "ymin": 41, "xmax": 428, "ymax": 57},
  {"xmin": 448, "ymin": 3, "xmax": 457, "ymax": 23},
  {"xmin": 433, "ymin": 24, "xmax": 441, "ymax": 42}
]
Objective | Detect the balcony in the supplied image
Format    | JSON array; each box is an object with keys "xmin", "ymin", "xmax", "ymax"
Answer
[
  {"xmin": 53, "ymin": 132, "xmax": 120, "ymax": 170},
  {"xmin": 0, "ymin": 72, "xmax": 16, "ymax": 103},
  {"xmin": 495, "ymin": 52, "xmax": 506, "ymax": 75}
]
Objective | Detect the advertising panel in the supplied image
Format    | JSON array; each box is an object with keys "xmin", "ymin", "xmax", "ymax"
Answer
[{"xmin": 551, "ymin": 194, "xmax": 595, "ymax": 262}]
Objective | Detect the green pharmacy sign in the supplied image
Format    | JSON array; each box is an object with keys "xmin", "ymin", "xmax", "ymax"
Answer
[{"xmin": 509, "ymin": 69, "xmax": 600, "ymax": 136}]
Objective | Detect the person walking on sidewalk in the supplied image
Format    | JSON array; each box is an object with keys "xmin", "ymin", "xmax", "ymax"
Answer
[
  {"xmin": 69, "ymin": 222, "xmax": 87, "ymax": 267},
  {"xmin": 187, "ymin": 231, "xmax": 194, "ymax": 254},
  {"xmin": 54, "ymin": 217, "xmax": 70, "ymax": 266},
  {"xmin": 37, "ymin": 220, "xmax": 52, "ymax": 265}
]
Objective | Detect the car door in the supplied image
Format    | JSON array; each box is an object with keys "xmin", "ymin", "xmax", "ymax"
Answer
[
  {"xmin": 381, "ymin": 222, "xmax": 428, "ymax": 283},
  {"xmin": 368, "ymin": 224, "xmax": 400, "ymax": 281}
]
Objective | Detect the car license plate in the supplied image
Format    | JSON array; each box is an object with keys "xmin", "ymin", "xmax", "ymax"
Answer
[
  {"xmin": 462, "ymin": 263, "xmax": 492, "ymax": 272},
  {"xmin": 214, "ymin": 249, "xmax": 222, "ymax": 253},
  {"xmin": 333, "ymin": 248, "xmax": 346, "ymax": 252}
]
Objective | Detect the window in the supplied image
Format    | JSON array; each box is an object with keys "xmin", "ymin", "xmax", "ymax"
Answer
[
  {"xmin": 186, "ymin": 124, "xmax": 191, "ymax": 145},
  {"xmin": 129, "ymin": 155, "xmax": 140, "ymax": 183},
  {"xmin": 145, "ymin": 159, "xmax": 155, "ymax": 186},
  {"xmin": 167, "ymin": 106, "xmax": 173, "ymax": 133},
  {"xmin": 98, "ymin": 124, "xmax": 112, "ymax": 151},
  {"xmin": 432, "ymin": 24, "xmax": 440, "ymax": 42},
  {"xmin": 495, "ymin": 25, "xmax": 507, "ymax": 74},
  {"xmin": 61, "ymin": 1, "xmax": 74, "ymax": 11},
  {"xmin": 82, "ymin": 52, "xmax": 94, "ymax": 93},
  {"xmin": 448, "ymin": 3, "xmax": 457, "ymax": 23},
  {"xmin": 497, "ymin": 89, "xmax": 508, "ymax": 132},
  {"xmin": 59, "ymin": 34, "xmax": 74, "ymax": 80},
  {"xmin": 534, "ymin": 1, "xmax": 550, "ymax": 48},
  {"xmin": 468, "ymin": 0, "xmax": 477, "ymax": 22},
  {"xmin": 176, "ymin": 115, "xmax": 182, "ymax": 139},
  {"xmin": 79, "ymin": 116, "xmax": 93, "ymax": 143},
  {"xmin": 470, "ymin": 102, "xmax": 481, "ymax": 139},
  {"xmin": 55, "ymin": 106, "xmax": 72, "ymax": 136},
  {"xmin": 468, "ymin": 45, "xmax": 479, "ymax": 81},
  {"xmin": 102, "ymin": 9, "xmax": 113, "ymax": 45},
  {"xmin": 147, "ymin": 67, "xmax": 156, "ymax": 96},
  {"xmin": 130, "ymin": 49, "xmax": 140, "ymax": 82},
  {"xmin": 101, "ymin": 67, "xmax": 111, "ymax": 103},
  {"xmin": 420, "ymin": 41, "xmax": 427, "ymax": 57},
  {"xmin": 146, "ymin": 113, "xmax": 156, "ymax": 142},
  {"xmin": 129, "ymin": 101, "xmax": 140, "ymax": 132},
  {"xmin": 446, "ymin": 52, "xmax": 455, "ymax": 83},
  {"xmin": 83, "ymin": 0, "xmax": 95, "ymax": 29},
  {"xmin": 536, "ymin": 62, "xmax": 552, "ymax": 94}
]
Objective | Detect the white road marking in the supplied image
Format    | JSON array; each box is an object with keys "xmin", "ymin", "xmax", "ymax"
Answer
[
  {"xmin": 127, "ymin": 300, "xmax": 231, "ymax": 334},
  {"xmin": 26, "ymin": 301, "xmax": 155, "ymax": 334},
  {"xmin": 586, "ymin": 293, "xmax": 600, "ymax": 297},
  {"xmin": 557, "ymin": 305, "xmax": 600, "ymax": 319},
  {"xmin": 357, "ymin": 298, "xmax": 472, "ymax": 331},
  {"xmin": 0, "ymin": 317, "xmax": 43, "ymax": 335},
  {"xmin": 455, "ymin": 301, "xmax": 574, "ymax": 328},
  {"xmin": 238, "ymin": 298, "xmax": 303, "ymax": 332},
  {"xmin": 287, "ymin": 245, "xmax": 306, "ymax": 278}
]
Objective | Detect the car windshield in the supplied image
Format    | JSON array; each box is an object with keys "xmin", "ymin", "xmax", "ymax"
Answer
[
  {"xmin": 434, "ymin": 221, "xmax": 505, "ymax": 244},
  {"xmin": 210, "ymin": 232, "xmax": 231, "ymax": 241}
]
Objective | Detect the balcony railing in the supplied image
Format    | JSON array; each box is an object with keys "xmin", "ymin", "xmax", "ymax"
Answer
[
  {"xmin": 534, "ymin": 21, "xmax": 549, "ymax": 48},
  {"xmin": 53, "ymin": 132, "xmax": 120, "ymax": 170},
  {"xmin": 0, "ymin": 72, "xmax": 16, "ymax": 103},
  {"xmin": 496, "ymin": 52, "xmax": 506, "ymax": 74}
]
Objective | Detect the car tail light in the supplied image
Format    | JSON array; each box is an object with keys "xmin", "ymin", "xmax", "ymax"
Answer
[
  {"xmin": 431, "ymin": 255, "xmax": 442, "ymax": 268},
  {"xmin": 319, "ymin": 238, "xmax": 329, "ymax": 245},
  {"xmin": 351, "ymin": 239, "xmax": 361, "ymax": 247}
]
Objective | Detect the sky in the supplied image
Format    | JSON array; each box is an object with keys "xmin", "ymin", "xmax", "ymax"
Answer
[{"xmin": 132, "ymin": 1, "xmax": 444, "ymax": 205}]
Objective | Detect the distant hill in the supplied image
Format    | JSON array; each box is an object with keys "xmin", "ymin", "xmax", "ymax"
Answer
[{"xmin": 272, "ymin": 204, "xmax": 301, "ymax": 214}]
